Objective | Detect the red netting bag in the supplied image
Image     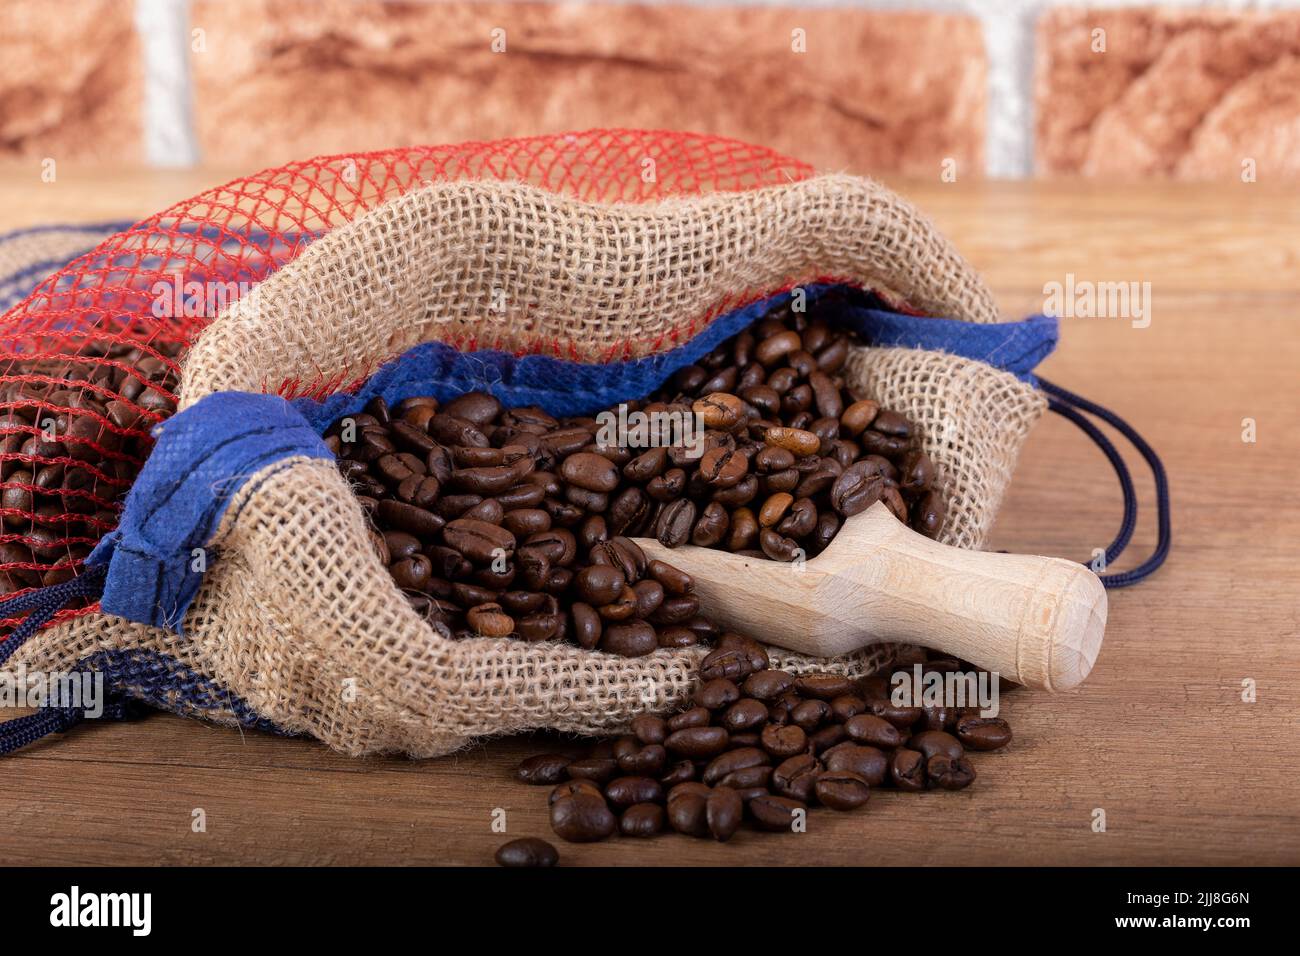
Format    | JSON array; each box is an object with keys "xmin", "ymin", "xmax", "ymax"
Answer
[{"xmin": 0, "ymin": 130, "xmax": 1046, "ymax": 756}]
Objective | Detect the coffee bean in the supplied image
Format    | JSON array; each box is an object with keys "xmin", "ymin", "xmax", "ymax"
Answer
[
  {"xmin": 600, "ymin": 620, "xmax": 657, "ymax": 657},
  {"xmin": 703, "ymin": 747, "xmax": 770, "ymax": 786},
  {"xmin": 560, "ymin": 452, "xmax": 619, "ymax": 493},
  {"xmin": 654, "ymin": 498, "xmax": 697, "ymax": 548},
  {"xmin": 515, "ymin": 753, "xmax": 571, "ymax": 785},
  {"xmin": 771, "ymin": 753, "xmax": 820, "ymax": 802},
  {"xmin": 844, "ymin": 714, "xmax": 904, "ymax": 748},
  {"xmin": 794, "ymin": 674, "xmax": 856, "ymax": 700},
  {"xmin": 760, "ymin": 723, "xmax": 807, "ymax": 759},
  {"xmin": 495, "ymin": 837, "xmax": 559, "ymax": 867},
  {"xmin": 549, "ymin": 779, "xmax": 603, "ymax": 805},
  {"xmin": 550, "ymin": 793, "xmax": 617, "ymax": 842},
  {"xmin": 468, "ymin": 602, "xmax": 514, "ymax": 637},
  {"xmin": 695, "ymin": 678, "xmax": 741, "ymax": 711},
  {"xmin": 927, "ymin": 754, "xmax": 976, "ymax": 790},
  {"xmin": 575, "ymin": 564, "xmax": 625, "ymax": 605},
  {"xmin": 763, "ymin": 426, "xmax": 821, "ymax": 457},
  {"xmin": 954, "ymin": 716, "xmax": 1012, "ymax": 751},
  {"xmin": 665, "ymin": 726, "xmax": 730, "ymax": 759},
  {"xmin": 748, "ymin": 794, "xmax": 805, "ymax": 832},
  {"xmin": 620, "ymin": 803, "xmax": 665, "ymax": 837},
  {"xmin": 814, "ymin": 770, "xmax": 871, "ymax": 810},
  {"xmin": 830, "ymin": 461, "xmax": 886, "ymax": 517},
  {"xmin": 822, "ymin": 743, "xmax": 888, "ymax": 786},
  {"xmin": 604, "ymin": 776, "xmax": 664, "ymax": 808},
  {"xmin": 667, "ymin": 707, "xmax": 710, "ymax": 731},
  {"xmin": 565, "ymin": 758, "xmax": 618, "ymax": 784},
  {"xmin": 742, "ymin": 669, "xmax": 795, "ymax": 701},
  {"xmin": 667, "ymin": 792, "xmax": 710, "ymax": 837},
  {"xmin": 890, "ymin": 748, "xmax": 927, "ymax": 791},
  {"xmin": 618, "ymin": 743, "xmax": 667, "ymax": 777},
  {"xmin": 909, "ymin": 730, "xmax": 965, "ymax": 761},
  {"xmin": 443, "ymin": 518, "xmax": 514, "ymax": 563},
  {"xmin": 706, "ymin": 786, "xmax": 744, "ymax": 841},
  {"xmin": 693, "ymin": 392, "xmax": 746, "ymax": 430},
  {"xmin": 631, "ymin": 714, "xmax": 667, "ymax": 745}
]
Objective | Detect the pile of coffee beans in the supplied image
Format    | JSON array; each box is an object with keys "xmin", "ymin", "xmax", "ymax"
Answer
[
  {"xmin": 0, "ymin": 337, "xmax": 183, "ymax": 597},
  {"xmin": 506, "ymin": 641, "xmax": 1012, "ymax": 853},
  {"xmin": 328, "ymin": 296, "xmax": 944, "ymax": 652},
  {"xmin": 636, "ymin": 296, "xmax": 943, "ymax": 556}
]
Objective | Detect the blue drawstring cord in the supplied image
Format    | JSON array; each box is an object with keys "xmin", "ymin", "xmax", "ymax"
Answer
[
  {"xmin": 0, "ymin": 565, "xmax": 116, "ymax": 754},
  {"xmin": 1039, "ymin": 377, "xmax": 1171, "ymax": 588}
]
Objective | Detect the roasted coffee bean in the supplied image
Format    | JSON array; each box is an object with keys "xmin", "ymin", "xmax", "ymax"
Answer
[
  {"xmin": 703, "ymin": 747, "xmax": 770, "ymax": 786},
  {"xmin": 911, "ymin": 489, "xmax": 946, "ymax": 538},
  {"xmin": 742, "ymin": 669, "xmax": 795, "ymax": 701},
  {"xmin": 631, "ymin": 714, "xmax": 668, "ymax": 745},
  {"xmin": 954, "ymin": 716, "xmax": 1012, "ymax": 751},
  {"xmin": 771, "ymin": 753, "xmax": 820, "ymax": 802},
  {"xmin": 890, "ymin": 748, "xmax": 927, "ymax": 791},
  {"xmin": 830, "ymin": 461, "xmax": 886, "ymax": 518},
  {"xmin": 693, "ymin": 392, "xmax": 746, "ymax": 430},
  {"xmin": 907, "ymin": 730, "xmax": 964, "ymax": 762},
  {"xmin": 763, "ymin": 426, "xmax": 821, "ymax": 457},
  {"xmin": 667, "ymin": 707, "xmax": 711, "ymax": 731},
  {"xmin": 695, "ymin": 678, "xmax": 741, "ymax": 711},
  {"xmin": 515, "ymin": 753, "xmax": 571, "ymax": 785},
  {"xmin": 550, "ymin": 793, "xmax": 617, "ymax": 842},
  {"xmin": 618, "ymin": 743, "xmax": 667, "ymax": 777},
  {"xmin": 495, "ymin": 836, "xmax": 559, "ymax": 867},
  {"xmin": 565, "ymin": 757, "xmax": 618, "ymax": 784},
  {"xmin": 822, "ymin": 743, "xmax": 888, "ymax": 786},
  {"xmin": 844, "ymin": 714, "xmax": 904, "ymax": 748},
  {"xmin": 794, "ymin": 674, "xmax": 856, "ymax": 700},
  {"xmin": 780, "ymin": 683, "xmax": 827, "ymax": 723},
  {"xmin": 927, "ymin": 754, "xmax": 976, "ymax": 790},
  {"xmin": 760, "ymin": 723, "xmax": 808, "ymax": 759},
  {"xmin": 667, "ymin": 792, "xmax": 710, "ymax": 837},
  {"xmin": 601, "ymin": 620, "xmax": 657, "ymax": 657},
  {"xmin": 706, "ymin": 786, "xmax": 744, "ymax": 841},
  {"xmin": 443, "ymin": 518, "xmax": 514, "ymax": 563},
  {"xmin": 655, "ymin": 498, "xmax": 697, "ymax": 548},
  {"xmin": 575, "ymin": 564, "xmax": 625, "ymax": 605},
  {"xmin": 866, "ymin": 699, "xmax": 924, "ymax": 730},
  {"xmin": 721, "ymin": 698, "xmax": 769, "ymax": 733},
  {"xmin": 665, "ymin": 726, "xmax": 730, "ymax": 759},
  {"xmin": 814, "ymin": 770, "xmax": 871, "ymax": 810},
  {"xmin": 748, "ymin": 794, "xmax": 805, "ymax": 832},
  {"xmin": 548, "ymin": 779, "xmax": 602, "ymax": 806},
  {"xmin": 560, "ymin": 452, "xmax": 619, "ymax": 493},
  {"xmin": 604, "ymin": 776, "xmax": 664, "ymax": 808},
  {"xmin": 809, "ymin": 724, "xmax": 847, "ymax": 754},
  {"xmin": 620, "ymin": 803, "xmax": 665, "ymax": 838},
  {"xmin": 660, "ymin": 760, "xmax": 696, "ymax": 787},
  {"xmin": 467, "ymin": 602, "xmax": 515, "ymax": 637}
]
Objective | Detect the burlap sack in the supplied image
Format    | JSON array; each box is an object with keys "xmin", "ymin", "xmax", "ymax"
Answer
[{"xmin": 12, "ymin": 174, "xmax": 1044, "ymax": 757}]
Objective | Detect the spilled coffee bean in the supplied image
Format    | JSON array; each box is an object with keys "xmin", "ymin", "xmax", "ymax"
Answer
[{"xmin": 513, "ymin": 646, "xmax": 1011, "ymax": 846}]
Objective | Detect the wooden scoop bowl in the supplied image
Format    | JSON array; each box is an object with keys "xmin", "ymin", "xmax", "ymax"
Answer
[{"xmin": 635, "ymin": 501, "xmax": 1107, "ymax": 691}]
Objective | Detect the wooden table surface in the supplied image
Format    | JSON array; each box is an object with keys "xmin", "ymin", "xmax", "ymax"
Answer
[{"xmin": 2, "ymin": 165, "xmax": 1297, "ymax": 866}]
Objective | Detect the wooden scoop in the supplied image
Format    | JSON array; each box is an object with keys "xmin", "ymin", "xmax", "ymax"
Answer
[{"xmin": 635, "ymin": 501, "xmax": 1107, "ymax": 691}]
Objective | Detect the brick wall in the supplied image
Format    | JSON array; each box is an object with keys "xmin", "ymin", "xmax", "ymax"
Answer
[{"xmin": 3, "ymin": 0, "xmax": 1299, "ymax": 180}]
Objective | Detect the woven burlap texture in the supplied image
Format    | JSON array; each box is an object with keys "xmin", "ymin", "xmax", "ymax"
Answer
[
  {"xmin": 15, "ymin": 175, "xmax": 1044, "ymax": 757},
  {"xmin": 178, "ymin": 175, "xmax": 1001, "ymax": 407}
]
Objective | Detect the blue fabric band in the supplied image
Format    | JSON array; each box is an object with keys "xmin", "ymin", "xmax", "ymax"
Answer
[
  {"xmin": 295, "ymin": 285, "xmax": 1059, "ymax": 428},
  {"xmin": 87, "ymin": 392, "xmax": 332, "ymax": 631}
]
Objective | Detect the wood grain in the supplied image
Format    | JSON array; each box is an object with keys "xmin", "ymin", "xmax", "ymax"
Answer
[{"xmin": 2, "ymin": 168, "xmax": 1298, "ymax": 865}]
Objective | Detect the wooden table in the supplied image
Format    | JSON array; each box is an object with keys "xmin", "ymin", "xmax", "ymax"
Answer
[{"xmin": 2, "ymin": 167, "xmax": 1297, "ymax": 865}]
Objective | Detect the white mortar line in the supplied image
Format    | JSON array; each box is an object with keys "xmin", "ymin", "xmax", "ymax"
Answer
[{"xmin": 135, "ymin": 0, "xmax": 199, "ymax": 167}]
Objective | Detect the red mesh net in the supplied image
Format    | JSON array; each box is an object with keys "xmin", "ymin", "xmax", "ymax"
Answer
[{"xmin": 0, "ymin": 130, "xmax": 812, "ymax": 630}]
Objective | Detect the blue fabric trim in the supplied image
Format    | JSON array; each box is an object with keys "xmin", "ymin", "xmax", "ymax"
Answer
[
  {"xmin": 87, "ymin": 393, "xmax": 331, "ymax": 631},
  {"xmin": 295, "ymin": 286, "xmax": 1059, "ymax": 426}
]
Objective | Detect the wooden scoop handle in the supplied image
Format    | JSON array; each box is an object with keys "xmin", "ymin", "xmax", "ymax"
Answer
[{"xmin": 636, "ymin": 504, "xmax": 1107, "ymax": 691}]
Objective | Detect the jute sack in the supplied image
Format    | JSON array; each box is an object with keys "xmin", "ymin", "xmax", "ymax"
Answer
[{"xmin": 12, "ymin": 174, "xmax": 1044, "ymax": 757}]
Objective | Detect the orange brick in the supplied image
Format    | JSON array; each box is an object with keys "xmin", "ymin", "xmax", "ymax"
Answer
[
  {"xmin": 190, "ymin": 1, "xmax": 985, "ymax": 177},
  {"xmin": 0, "ymin": 0, "xmax": 142, "ymax": 162},
  {"xmin": 1035, "ymin": 6, "xmax": 1300, "ymax": 180}
]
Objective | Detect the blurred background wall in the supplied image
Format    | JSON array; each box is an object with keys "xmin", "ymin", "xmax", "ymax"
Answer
[{"xmin": 3, "ymin": 0, "xmax": 1300, "ymax": 179}]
